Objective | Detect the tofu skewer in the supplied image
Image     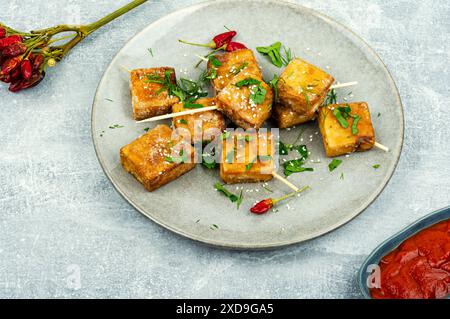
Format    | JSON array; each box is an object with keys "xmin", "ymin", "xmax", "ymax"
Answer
[{"xmin": 136, "ymin": 81, "xmax": 358, "ymax": 124}]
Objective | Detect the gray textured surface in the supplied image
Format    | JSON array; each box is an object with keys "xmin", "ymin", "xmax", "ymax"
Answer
[{"xmin": 0, "ymin": 0, "xmax": 448, "ymax": 298}]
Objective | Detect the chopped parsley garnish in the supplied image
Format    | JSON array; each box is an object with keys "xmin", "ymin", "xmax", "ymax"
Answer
[
  {"xmin": 245, "ymin": 135, "xmax": 253, "ymax": 142},
  {"xmin": 245, "ymin": 158, "xmax": 256, "ymax": 171},
  {"xmin": 377, "ymin": 112, "xmax": 381, "ymax": 117},
  {"xmin": 214, "ymin": 183, "xmax": 243, "ymax": 209},
  {"xmin": 109, "ymin": 124, "xmax": 124, "ymax": 129},
  {"xmin": 165, "ymin": 149, "xmax": 188, "ymax": 163},
  {"xmin": 235, "ymin": 77, "xmax": 267, "ymax": 105},
  {"xmin": 236, "ymin": 190, "xmax": 244, "ymax": 209},
  {"xmin": 324, "ymin": 89, "xmax": 337, "ymax": 106},
  {"xmin": 262, "ymin": 184, "xmax": 274, "ymax": 193},
  {"xmin": 179, "ymin": 119, "xmax": 188, "ymax": 125},
  {"xmin": 351, "ymin": 115, "xmax": 361, "ymax": 135},
  {"xmin": 340, "ymin": 172, "xmax": 344, "ymax": 180},
  {"xmin": 256, "ymin": 42, "xmax": 283, "ymax": 67},
  {"xmin": 105, "ymin": 98, "xmax": 114, "ymax": 102},
  {"xmin": 183, "ymin": 103, "xmax": 204, "ymax": 109},
  {"xmin": 221, "ymin": 131, "xmax": 231, "ymax": 140},
  {"xmin": 333, "ymin": 108, "xmax": 350, "ymax": 128},
  {"xmin": 148, "ymin": 48, "xmax": 153, "ymax": 57},
  {"xmin": 144, "ymin": 127, "xmax": 150, "ymax": 132},
  {"xmin": 332, "ymin": 105, "xmax": 361, "ymax": 134},
  {"xmin": 209, "ymin": 55, "xmax": 222, "ymax": 67},
  {"xmin": 269, "ymin": 74, "xmax": 280, "ymax": 102},
  {"xmin": 373, "ymin": 164, "xmax": 381, "ymax": 169},
  {"xmin": 202, "ymin": 152, "xmax": 217, "ymax": 169},
  {"xmin": 231, "ymin": 62, "xmax": 248, "ymax": 75},
  {"xmin": 210, "ymin": 224, "xmax": 219, "ymax": 230},
  {"xmin": 284, "ymin": 159, "xmax": 314, "ymax": 176},
  {"xmin": 328, "ymin": 159, "xmax": 342, "ymax": 172}
]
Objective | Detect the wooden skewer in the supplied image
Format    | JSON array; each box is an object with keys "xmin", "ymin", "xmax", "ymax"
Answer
[
  {"xmin": 374, "ymin": 142, "xmax": 389, "ymax": 152},
  {"xmin": 136, "ymin": 82, "xmax": 359, "ymax": 123},
  {"xmin": 272, "ymin": 172, "xmax": 299, "ymax": 192},
  {"xmin": 330, "ymin": 81, "xmax": 358, "ymax": 90},
  {"xmin": 136, "ymin": 106, "xmax": 218, "ymax": 123}
]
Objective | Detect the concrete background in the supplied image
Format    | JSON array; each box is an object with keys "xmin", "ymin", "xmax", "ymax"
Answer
[{"xmin": 0, "ymin": 0, "xmax": 449, "ymax": 298}]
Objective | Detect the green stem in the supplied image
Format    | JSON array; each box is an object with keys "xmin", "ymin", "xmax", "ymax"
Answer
[
  {"xmin": 178, "ymin": 39, "xmax": 214, "ymax": 48},
  {"xmin": 272, "ymin": 186, "xmax": 310, "ymax": 205},
  {"xmin": 84, "ymin": 0, "xmax": 148, "ymax": 35}
]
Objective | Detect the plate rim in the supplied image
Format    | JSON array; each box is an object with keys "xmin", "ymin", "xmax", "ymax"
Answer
[{"xmin": 91, "ymin": 0, "xmax": 405, "ymax": 250}]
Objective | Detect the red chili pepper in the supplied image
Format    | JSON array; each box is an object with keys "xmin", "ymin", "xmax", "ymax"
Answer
[
  {"xmin": 20, "ymin": 60, "xmax": 32, "ymax": 80},
  {"xmin": 2, "ymin": 42, "xmax": 27, "ymax": 57},
  {"xmin": 0, "ymin": 35, "xmax": 22, "ymax": 49},
  {"xmin": 250, "ymin": 199, "xmax": 274, "ymax": 214},
  {"xmin": 32, "ymin": 54, "xmax": 45, "ymax": 71},
  {"xmin": 10, "ymin": 68, "xmax": 22, "ymax": 80},
  {"xmin": 213, "ymin": 31, "xmax": 237, "ymax": 48},
  {"xmin": 249, "ymin": 186, "xmax": 309, "ymax": 215},
  {"xmin": 226, "ymin": 42, "xmax": 247, "ymax": 52},
  {"xmin": 0, "ymin": 27, "xmax": 6, "ymax": 39},
  {"xmin": 179, "ymin": 30, "xmax": 237, "ymax": 50},
  {"xmin": 9, "ymin": 71, "xmax": 45, "ymax": 92},
  {"xmin": 0, "ymin": 74, "xmax": 11, "ymax": 83},
  {"xmin": 1, "ymin": 56, "xmax": 22, "ymax": 75}
]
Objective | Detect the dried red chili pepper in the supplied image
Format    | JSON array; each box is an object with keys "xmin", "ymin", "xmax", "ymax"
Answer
[
  {"xmin": 0, "ymin": 35, "xmax": 23, "ymax": 49},
  {"xmin": 249, "ymin": 186, "xmax": 310, "ymax": 215},
  {"xmin": 0, "ymin": 27, "xmax": 6, "ymax": 39},
  {"xmin": 10, "ymin": 68, "xmax": 22, "ymax": 80},
  {"xmin": 0, "ymin": 74, "xmax": 11, "ymax": 83},
  {"xmin": 32, "ymin": 54, "xmax": 45, "ymax": 71},
  {"xmin": 179, "ymin": 30, "xmax": 237, "ymax": 49},
  {"xmin": 2, "ymin": 42, "xmax": 27, "ymax": 57},
  {"xmin": 20, "ymin": 60, "xmax": 32, "ymax": 80},
  {"xmin": 1, "ymin": 56, "xmax": 22, "ymax": 75},
  {"xmin": 9, "ymin": 71, "xmax": 45, "ymax": 92},
  {"xmin": 226, "ymin": 41, "xmax": 247, "ymax": 52}
]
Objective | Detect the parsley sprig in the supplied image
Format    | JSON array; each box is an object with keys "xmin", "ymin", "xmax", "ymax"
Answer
[
  {"xmin": 256, "ymin": 42, "xmax": 296, "ymax": 68},
  {"xmin": 235, "ymin": 77, "xmax": 267, "ymax": 105},
  {"xmin": 332, "ymin": 105, "xmax": 361, "ymax": 135},
  {"xmin": 214, "ymin": 183, "xmax": 244, "ymax": 209}
]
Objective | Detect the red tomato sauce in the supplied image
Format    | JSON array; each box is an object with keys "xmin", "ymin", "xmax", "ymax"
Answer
[{"xmin": 370, "ymin": 219, "xmax": 450, "ymax": 299}]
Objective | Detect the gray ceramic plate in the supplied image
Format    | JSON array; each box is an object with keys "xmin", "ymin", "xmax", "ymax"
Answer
[{"xmin": 91, "ymin": 0, "xmax": 404, "ymax": 249}]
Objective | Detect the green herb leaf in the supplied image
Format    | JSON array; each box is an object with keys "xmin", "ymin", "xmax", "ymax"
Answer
[
  {"xmin": 284, "ymin": 159, "xmax": 314, "ymax": 176},
  {"xmin": 269, "ymin": 74, "xmax": 280, "ymax": 102},
  {"xmin": 245, "ymin": 158, "xmax": 256, "ymax": 171},
  {"xmin": 333, "ymin": 108, "xmax": 349, "ymax": 128},
  {"xmin": 324, "ymin": 89, "xmax": 337, "ymax": 106},
  {"xmin": 231, "ymin": 62, "xmax": 248, "ymax": 75},
  {"xmin": 221, "ymin": 131, "xmax": 231, "ymax": 140},
  {"xmin": 292, "ymin": 145, "xmax": 308, "ymax": 160},
  {"xmin": 236, "ymin": 190, "xmax": 244, "ymax": 209},
  {"xmin": 279, "ymin": 141, "xmax": 292, "ymax": 155},
  {"xmin": 235, "ymin": 78, "xmax": 261, "ymax": 88},
  {"xmin": 351, "ymin": 115, "xmax": 361, "ymax": 135},
  {"xmin": 328, "ymin": 159, "xmax": 342, "ymax": 172},
  {"xmin": 209, "ymin": 55, "xmax": 222, "ymax": 67},
  {"xmin": 109, "ymin": 124, "xmax": 124, "ymax": 129},
  {"xmin": 144, "ymin": 127, "xmax": 150, "ymax": 132},
  {"xmin": 256, "ymin": 42, "xmax": 283, "ymax": 67},
  {"xmin": 179, "ymin": 119, "xmax": 188, "ymax": 125},
  {"xmin": 202, "ymin": 152, "xmax": 217, "ymax": 169},
  {"xmin": 105, "ymin": 98, "xmax": 114, "ymax": 102},
  {"xmin": 250, "ymin": 84, "xmax": 267, "ymax": 105},
  {"xmin": 281, "ymin": 46, "xmax": 295, "ymax": 66},
  {"xmin": 372, "ymin": 164, "xmax": 381, "ymax": 169},
  {"xmin": 340, "ymin": 172, "xmax": 344, "ymax": 180},
  {"xmin": 214, "ymin": 182, "xmax": 239, "ymax": 203},
  {"xmin": 148, "ymin": 48, "xmax": 153, "ymax": 57}
]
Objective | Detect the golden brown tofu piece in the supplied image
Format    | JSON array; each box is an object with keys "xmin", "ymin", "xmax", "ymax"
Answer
[
  {"xmin": 277, "ymin": 58, "xmax": 334, "ymax": 121},
  {"xmin": 120, "ymin": 124, "xmax": 196, "ymax": 191},
  {"xmin": 216, "ymin": 72, "xmax": 273, "ymax": 129},
  {"xmin": 207, "ymin": 49, "xmax": 262, "ymax": 92},
  {"xmin": 172, "ymin": 97, "xmax": 226, "ymax": 143},
  {"xmin": 318, "ymin": 102, "xmax": 375, "ymax": 157},
  {"xmin": 220, "ymin": 131, "xmax": 274, "ymax": 184},
  {"xmin": 272, "ymin": 103, "xmax": 317, "ymax": 129},
  {"xmin": 130, "ymin": 67, "xmax": 179, "ymax": 120}
]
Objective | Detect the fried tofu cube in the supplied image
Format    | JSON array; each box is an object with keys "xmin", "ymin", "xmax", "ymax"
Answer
[
  {"xmin": 172, "ymin": 97, "xmax": 226, "ymax": 143},
  {"xmin": 130, "ymin": 67, "xmax": 179, "ymax": 120},
  {"xmin": 318, "ymin": 102, "xmax": 375, "ymax": 157},
  {"xmin": 220, "ymin": 131, "xmax": 274, "ymax": 184},
  {"xmin": 272, "ymin": 103, "xmax": 317, "ymax": 129},
  {"xmin": 216, "ymin": 73, "xmax": 273, "ymax": 129},
  {"xmin": 277, "ymin": 58, "xmax": 334, "ymax": 118},
  {"xmin": 120, "ymin": 124, "xmax": 196, "ymax": 191},
  {"xmin": 207, "ymin": 49, "xmax": 262, "ymax": 92}
]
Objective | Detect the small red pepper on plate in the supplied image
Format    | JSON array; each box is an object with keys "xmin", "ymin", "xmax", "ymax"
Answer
[
  {"xmin": 226, "ymin": 41, "xmax": 247, "ymax": 52},
  {"xmin": 250, "ymin": 186, "xmax": 310, "ymax": 215},
  {"xmin": 0, "ymin": 27, "xmax": 6, "ymax": 38},
  {"xmin": 179, "ymin": 30, "xmax": 237, "ymax": 49}
]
